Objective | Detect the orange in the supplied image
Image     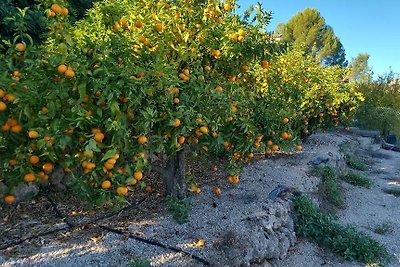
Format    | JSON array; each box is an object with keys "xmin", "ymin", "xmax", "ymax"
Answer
[
  {"xmin": 60, "ymin": 7, "xmax": 68, "ymax": 16},
  {"xmin": 261, "ymin": 60, "xmax": 269, "ymax": 68},
  {"xmin": 4, "ymin": 94, "xmax": 16, "ymax": 102},
  {"xmin": 101, "ymin": 180, "xmax": 112, "ymax": 189},
  {"xmin": 7, "ymin": 118, "xmax": 18, "ymax": 127},
  {"xmin": 212, "ymin": 49, "xmax": 221, "ymax": 58},
  {"xmin": 228, "ymin": 175, "xmax": 234, "ymax": 183},
  {"xmin": 173, "ymin": 118, "xmax": 181, "ymax": 128},
  {"xmin": 10, "ymin": 125, "xmax": 22, "ymax": 133},
  {"xmin": 215, "ymin": 85, "xmax": 223, "ymax": 93},
  {"xmin": 135, "ymin": 20, "xmax": 143, "ymax": 28},
  {"xmin": 42, "ymin": 162, "xmax": 54, "ymax": 173},
  {"xmin": 51, "ymin": 3, "xmax": 62, "ymax": 14},
  {"xmin": 57, "ymin": 64, "xmax": 67, "ymax": 74},
  {"xmin": 0, "ymin": 89, "xmax": 5, "ymax": 98},
  {"xmin": 134, "ymin": 171, "xmax": 143, "ymax": 180},
  {"xmin": 15, "ymin": 43, "xmax": 26, "ymax": 52},
  {"xmin": 0, "ymin": 101, "xmax": 6, "ymax": 111},
  {"xmin": 173, "ymin": 98, "xmax": 180, "ymax": 104},
  {"xmin": 24, "ymin": 173, "xmax": 36, "ymax": 182},
  {"xmin": 183, "ymin": 69, "xmax": 190, "ymax": 76},
  {"xmin": 29, "ymin": 155, "xmax": 40, "ymax": 164},
  {"xmin": 295, "ymin": 145, "xmax": 303, "ymax": 151},
  {"xmin": 224, "ymin": 3, "xmax": 231, "ymax": 11},
  {"xmin": 127, "ymin": 178, "xmax": 138, "ymax": 185},
  {"xmin": 212, "ymin": 132, "xmax": 218, "ymax": 138},
  {"xmin": 64, "ymin": 69, "xmax": 75, "ymax": 79},
  {"xmin": 48, "ymin": 10, "xmax": 56, "ymax": 17},
  {"xmin": 38, "ymin": 171, "xmax": 49, "ymax": 181},
  {"xmin": 28, "ymin": 130, "xmax": 39, "ymax": 139},
  {"xmin": 271, "ymin": 144, "xmax": 280, "ymax": 151},
  {"xmin": 177, "ymin": 135, "xmax": 185, "ymax": 145},
  {"xmin": 280, "ymin": 132, "xmax": 289, "ymax": 140},
  {"xmin": 204, "ymin": 65, "xmax": 211, "ymax": 72},
  {"xmin": 214, "ymin": 187, "xmax": 222, "ymax": 196},
  {"xmin": 145, "ymin": 185, "xmax": 152, "ymax": 193},
  {"xmin": 282, "ymin": 117, "xmax": 289, "ymax": 124},
  {"xmin": 103, "ymin": 162, "xmax": 114, "ymax": 170},
  {"xmin": 94, "ymin": 132, "xmax": 105, "ymax": 142},
  {"xmin": 1, "ymin": 124, "xmax": 10, "ymax": 131},
  {"xmin": 117, "ymin": 186, "xmax": 128, "ymax": 195},
  {"xmin": 138, "ymin": 135, "xmax": 147, "ymax": 144},
  {"xmin": 199, "ymin": 126, "xmax": 208, "ymax": 134},
  {"xmin": 138, "ymin": 35, "xmax": 146, "ymax": 43},
  {"xmin": 155, "ymin": 23, "xmax": 163, "ymax": 32},
  {"xmin": 9, "ymin": 159, "xmax": 17, "ymax": 166},
  {"xmin": 232, "ymin": 175, "xmax": 240, "ymax": 184},
  {"xmin": 4, "ymin": 195, "xmax": 16, "ymax": 204}
]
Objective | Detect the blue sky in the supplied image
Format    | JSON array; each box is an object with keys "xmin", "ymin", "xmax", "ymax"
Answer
[{"xmin": 237, "ymin": 0, "xmax": 400, "ymax": 78}]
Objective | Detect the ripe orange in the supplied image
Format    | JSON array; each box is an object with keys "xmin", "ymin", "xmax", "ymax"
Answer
[
  {"xmin": 24, "ymin": 173, "xmax": 36, "ymax": 182},
  {"xmin": 177, "ymin": 135, "xmax": 185, "ymax": 145},
  {"xmin": 138, "ymin": 135, "xmax": 148, "ymax": 144},
  {"xmin": 295, "ymin": 145, "xmax": 303, "ymax": 151},
  {"xmin": 48, "ymin": 10, "xmax": 56, "ymax": 17},
  {"xmin": 223, "ymin": 3, "xmax": 231, "ymax": 11},
  {"xmin": 212, "ymin": 132, "xmax": 218, "ymax": 138},
  {"xmin": 57, "ymin": 64, "xmax": 67, "ymax": 74},
  {"xmin": 134, "ymin": 171, "xmax": 143, "ymax": 180},
  {"xmin": 199, "ymin": 126, "xmax": 208, "ymax": 134},
  {"xmin": 51, "ymin": 3, "xmax": 62, "ymax": 14},
  {"xmin": 15, "ymin": 43, "xmax": 26, "ymax": 52},
  {"xmin": 155, "ymin": 23, "xmax": 163, "ymax": 32},
  {"xmin": 282, "ymin": 117, "xmax": 289, "ymax": 124},
  {"xmin": 232, "ymin": 175, "xmax": 240, "ymax": 184},
  {"xmin": 9, "ymin": 159, "xmax": 17, "ymax": 166},
  {"xmin": 212, "ymin": 49, "xmax": 221, "ymax": 58},
  {"xmin": 183, "ymin": 69, "xmax": 190, "ymax": 76},
  {"xmin": 173, "ymin": 118, "xmax": 181, "ymax": 127},
  {"xmin": 117, "ymin": 186, "xmax": 128, "ymax": 195},
  {"xmin": 61, "ymin": 7, "xmax": 68, "ymax": 16},
  {"xmin": 214, "ymin": 187, "xmax": 222, "ymax": 196},
  {"xmin": 215, "ymin": 85, "xmax": 223, "ymax": 93},
  {"xmin": 280, "ymin": 132, "xmax": 289, "ymax": 140},
  {"xmin": 42, "ymin": 162, "xmax": 54, "ymax": 173},
  {"xmin": 64, "ymin": 69, "xmax": 75, "ymax": 79},
  {"xmin": 138, "ymin": 35, "xmax": 146, "ymax": 43},
  {"xmin": 10, "ymin": 125, "xmax": 22, "ymax": 133},
  {"xmin": 135, "ymin": 20, "xmax": 143, "ymax": 28},
  {"xmin": 101, "ymin": 180, "xmax": 112, "ymax": 189},
  {"xmin": 271, "ymin": 144, "xmax": 280, "ymax": 151},
  {"xmin": 1, "ymin": 124, "xmax": 10, "ymax": 131},
  {"xmin": 4, "ymin": 195, "xmax": 16, "ymax": 204},
  {"xmin": 204, "ymin": 65, "xmax": 211, "ymax": 72},
  {"xmin": 29, "ymin": 155, "xmax": 40, "ymax": 164},
  {"xmin": 173, "ymin": 98, "xmax": 180, "ymax": 104},
  {"xmin": 0, "ymin": 88, "xmax": 5, "ymax": 98},
  {"xmin": 4, "ymin": 94, "xmax": 16, "ymax": 102},
  {"xmin": 0, "ymin": 101, "xmax": 6, "ymax": 111},
  {"xmin": 28, "ymin": 130, "xmax": 39, "ymax": 139},
  {"xmin": 94, "ymin": 132, "xmax": 105, "ymax": 142}
]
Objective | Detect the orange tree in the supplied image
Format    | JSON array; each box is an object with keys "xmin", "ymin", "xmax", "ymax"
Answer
[{"xmin": 0, "ymin": 0, "xmax": 362, "ymax": 205}]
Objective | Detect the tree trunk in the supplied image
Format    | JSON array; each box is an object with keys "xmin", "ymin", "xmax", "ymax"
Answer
[{"xmin": 163, "ymin": 149, "xmax": 187, "ymax": 199}]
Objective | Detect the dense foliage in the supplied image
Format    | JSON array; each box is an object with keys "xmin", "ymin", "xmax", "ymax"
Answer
[{"xmin": 0, "ymin": 0, "xmax": 362, "ymax": 206}]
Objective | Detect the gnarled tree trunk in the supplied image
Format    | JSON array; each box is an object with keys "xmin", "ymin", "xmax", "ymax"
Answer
[{"xmin": 162, "ymin": 149, "xmax": 187, "ymax": 199}]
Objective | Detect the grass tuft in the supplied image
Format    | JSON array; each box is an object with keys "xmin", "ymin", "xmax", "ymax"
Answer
[
  {"xmin": 312, "ymin": 166, "xmax": 345, "ymax": 207},
  {"xmin": 340, "ymin": 172, "xmax": 373, "ymax": 188},
  {"xmin": 382, "ymin": 188, "xmax": 400, "ymax": 197},
  {"xmin": 166, "ymin": 196, "xmax": 191, "ymax": 224}
]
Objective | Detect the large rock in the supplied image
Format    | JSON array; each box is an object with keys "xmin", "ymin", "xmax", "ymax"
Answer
[{"xmin": 212, "ymin": 199, "xmax": 296, "ymax": 266}]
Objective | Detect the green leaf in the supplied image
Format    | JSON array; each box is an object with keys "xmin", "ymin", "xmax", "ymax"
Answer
[{"xmin": 101, "ymin": 149, "xmax": 118, "ymax": 161}]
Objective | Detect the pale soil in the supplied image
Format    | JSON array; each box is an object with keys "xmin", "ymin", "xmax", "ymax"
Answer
[{"xmin": 1, "ymin": 131, "xmax": 400, "ymax": 267}]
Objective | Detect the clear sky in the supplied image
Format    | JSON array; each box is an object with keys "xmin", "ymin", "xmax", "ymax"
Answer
[{"xmin": 237, "ymin": 0, "xmax": 400, "ymax": 78}]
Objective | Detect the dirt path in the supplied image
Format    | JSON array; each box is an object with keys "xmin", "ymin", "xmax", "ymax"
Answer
[{"xmin": 1, "ymin": 131, "xmax": 399, "ymax": 267}]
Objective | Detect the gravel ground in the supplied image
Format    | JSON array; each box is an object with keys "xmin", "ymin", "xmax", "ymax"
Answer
[{"xmin": 1, "ymin": 131, "xmax": 399, "ymax": 267}]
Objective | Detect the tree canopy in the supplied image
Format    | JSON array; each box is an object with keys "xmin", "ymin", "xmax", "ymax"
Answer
[
  {"xmin": 348, "ymin": 53, "xmax": 373, "ymax": 83},
  {"xmin": 278, "ymin": 8, "xmax": 347, "ymax": 67}
]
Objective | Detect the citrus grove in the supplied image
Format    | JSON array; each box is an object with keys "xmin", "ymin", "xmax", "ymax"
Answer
[{"xmin": 0, "ymin": 0, "xmax": 363, "ymax": 206}]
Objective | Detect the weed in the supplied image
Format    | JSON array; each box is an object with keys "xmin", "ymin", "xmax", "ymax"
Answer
[
  {"xmin": 382, "ymin": 188, "xmax": 400, "ymax": 197},
  {"xmin": 130, "ymin": 257, "xmax": 151, "ymax": 267},
  {"xmin": 166, "ymin": 196, "xmax": 191, "ymax": 224},
  {"xmin": 293, "ymin": 194, "xmax": 390, "ymax": 265},
  {"xmin": 345, "ymin": 153, "xmax": 368, "ymax": 171},
  {"xmin": 340, "ymin": 172, "xmax": 373, "ymax": 188},
  {"xmin": 374, "ymin": 222, "xmax": 392, "ymax": 235},
  {"xmin": 312, "ymin": 166, "xmax": 345, "ymax": 207}
]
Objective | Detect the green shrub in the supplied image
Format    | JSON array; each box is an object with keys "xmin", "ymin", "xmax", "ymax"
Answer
[
  {"xmin": 166, "ymin": 196, "xmax": 191, "ymax": 224},
  {"xmin": 312, "ymin": 166, "xmax": 345, "ymax": 207},
  {"xmin": 293, "ymin": 194, "xmax": 390, "ymax": 265},
  {"xmin": 340, "ymin": 172, "xmax": 372, "ymax": 188}
]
